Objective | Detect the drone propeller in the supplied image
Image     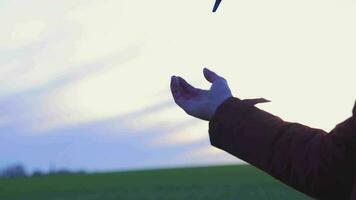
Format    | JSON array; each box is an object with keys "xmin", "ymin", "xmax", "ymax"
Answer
[{"xmin": 212, "ymin": 0, "xmax": 222, "ymax": 12}]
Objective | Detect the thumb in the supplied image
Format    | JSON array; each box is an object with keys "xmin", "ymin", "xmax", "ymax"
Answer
[{"xmin": 203, "ymin": 68, "xmax": 221, "ymax": 83}]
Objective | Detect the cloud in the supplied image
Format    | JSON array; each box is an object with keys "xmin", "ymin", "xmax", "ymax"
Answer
[
  {"xmin": 150, "ymin": 122, "xmax": 208, "ymax": 147},
  {"xmin": 178, "ymin": 145, "xmax": 243, "ymax": 163},
  {"xmin": 1, "ymin": 0, "xmax": 356, "ymax": 173},
  {"xmin": 0, "ymin": 0, "xmax": 238, "ymax": 172}
]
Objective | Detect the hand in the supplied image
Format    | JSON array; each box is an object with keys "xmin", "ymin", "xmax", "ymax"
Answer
[{"xmin": 170, "ymin": 68, "xmax": 232, "ymax": 121}]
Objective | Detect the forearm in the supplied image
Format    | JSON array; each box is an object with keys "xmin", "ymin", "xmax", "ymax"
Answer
[{"xmin": 209, "ymin": 97, "xmax": 355, "ymax": 199}]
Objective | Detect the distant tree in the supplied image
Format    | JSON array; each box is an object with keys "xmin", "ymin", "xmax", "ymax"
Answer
[
  {"xmin": 53, "ymin": 169, "xmax": 71, "ymax": 175},
  {"xmin": 77, "ymin": 169, "xmax": 86, "ymax": 174},
  {"xmin": 32, "ymin": 170, "xmax": 45, "ymax": 177},
  {"xmin": 47, "ymin": 168, "xmax": 87, "ymax": 176},
  {"xmin": 0, "ymin": 164, "xmax": 27, "ymax": 178}
]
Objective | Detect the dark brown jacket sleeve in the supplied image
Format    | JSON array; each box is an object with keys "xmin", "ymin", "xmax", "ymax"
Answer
[{"xmin": 209, "ymin": 97, "xmax": 356, "ymax": 200}]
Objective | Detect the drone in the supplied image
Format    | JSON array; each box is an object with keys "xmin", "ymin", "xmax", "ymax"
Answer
[{"xmin": 213, "ymin": 0, "xmax": 222, "ymax": 12}]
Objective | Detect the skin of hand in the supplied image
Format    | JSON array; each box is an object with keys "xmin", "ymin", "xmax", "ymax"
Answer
[{"xmin": 170, "ymin": 68, "xmax": 232, "ymax": 121}]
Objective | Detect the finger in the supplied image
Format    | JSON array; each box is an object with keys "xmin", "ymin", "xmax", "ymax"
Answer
[
  {"xmin": 170, "ymin": 76, "xmax": 183, "ymax": 106},
  {"xmin": 177, "ymin": 76, "xmax": 196, "ymax": 94},
  {"xmin": 170, "ymin": 76, "xmax": 180, "ymax": 98},
  {"xmin": 203, "ymin": 68, "xmax": 222, "ymax": 83},
  {"xmin": 170, "ymin": 76, "xmax": 177, "ymax": 94}
]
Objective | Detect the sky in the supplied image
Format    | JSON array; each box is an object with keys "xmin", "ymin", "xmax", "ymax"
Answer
[{"xmin": 0, "ymin": 0, "xmax": 355, "ymax": 173}]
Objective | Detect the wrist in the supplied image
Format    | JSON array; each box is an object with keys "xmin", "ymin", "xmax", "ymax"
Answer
[{"xmin": 209, "ymin": 96, "xmax": 234, "ymax": 121}]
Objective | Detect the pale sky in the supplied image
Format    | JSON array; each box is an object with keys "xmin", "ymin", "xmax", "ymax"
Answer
[{"xmin": 0, "ymin": 0, "xmax": 355, "ymax": 172}]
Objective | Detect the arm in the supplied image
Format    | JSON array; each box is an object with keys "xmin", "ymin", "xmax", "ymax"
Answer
[
  {"xmin": 170, "ymin": 68, "xmax": 356, "ymax": 199},
  {"xmin": 209, "ymin": 97, "xmax": 356, "ymax": 199}
]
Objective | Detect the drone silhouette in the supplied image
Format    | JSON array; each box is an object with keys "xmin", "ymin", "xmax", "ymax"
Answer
[{"xmin": 213, "ymin": 0, "xmax": 222, "ymax": 12}]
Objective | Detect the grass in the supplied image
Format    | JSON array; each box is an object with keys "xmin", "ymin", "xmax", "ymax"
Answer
[{"xmin": 0, "ymin": 164, "xmax": 311, "ymax": 200}]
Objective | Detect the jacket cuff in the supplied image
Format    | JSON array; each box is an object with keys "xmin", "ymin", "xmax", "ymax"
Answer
[{"xmin": 208, "ymin": 96, "xmax": 270, "ymax": 150}]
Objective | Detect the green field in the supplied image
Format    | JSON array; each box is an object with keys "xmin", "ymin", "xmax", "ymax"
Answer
[{"xmin": 0, "ymin": 164, "xmax": 311, "ymax": 200}]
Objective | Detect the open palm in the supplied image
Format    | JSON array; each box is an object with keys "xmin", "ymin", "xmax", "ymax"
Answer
[{"xmin": 170, "ymin": 68, "xmax": 232, "ymax": 121}]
